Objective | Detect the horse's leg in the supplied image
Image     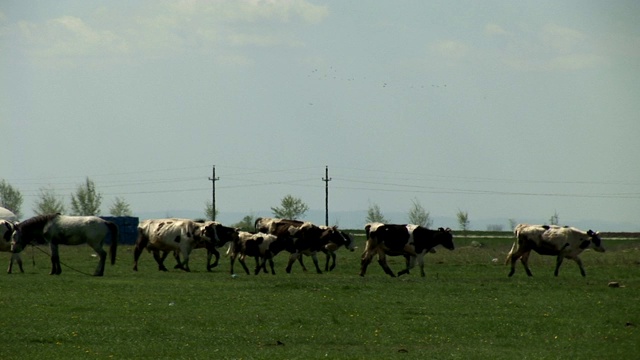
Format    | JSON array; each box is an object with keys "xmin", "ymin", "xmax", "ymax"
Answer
[
  {"xmin": 89, "ymin": 241, "xmax": 107, "ymax": 276},
  {"xmin": 50, "ymin": 242, "xmax": 61, "ymax": 275},
  {"xmin": 8, "ymin": 253, "xmax": 23, "ymax": 274}
]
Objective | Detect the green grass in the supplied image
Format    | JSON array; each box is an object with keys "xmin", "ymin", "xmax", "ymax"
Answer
[{"xmin": 1, "ymin": 235, "xmax": 639, "ymax": 359}]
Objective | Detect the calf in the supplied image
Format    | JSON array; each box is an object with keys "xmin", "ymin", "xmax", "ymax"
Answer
[
  {"xmin": 228, "ymin": 231, "xmax": 283, "ymax": 275},
  {"xmin": 506, "ymin": 224, "xmax": 605, "ymax": 277},
  {"xmin": 360, "ymin": 223, "xmax": 454, "ymax": 277}
]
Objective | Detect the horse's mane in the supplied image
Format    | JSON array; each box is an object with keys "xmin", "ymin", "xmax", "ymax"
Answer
[{"xmin": 17, "ymin": 213, "xmax": 59, "ymax": 231}]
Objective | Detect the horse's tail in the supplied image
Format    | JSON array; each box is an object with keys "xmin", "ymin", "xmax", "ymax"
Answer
[{"xmin": 106, "ymin": 221, "xmax": 119, "ymax": 265}]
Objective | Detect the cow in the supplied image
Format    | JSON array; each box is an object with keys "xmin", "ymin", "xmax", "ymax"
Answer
[
  {"xmin": 285, "ymin": 222, "xmax": 352, "ymax": 274},
  {"xmin": 360, "ymin": 223, "xmax": 454, "ymax": 277},
  {"xmin": 168, "ymin": 221, "xmax": 240, "ymax": 271},
  {"xmin": 319, "ymin": 227, "xmax": 356, "ymax": 271},
  {"xmin": 506, "ymin": 224, "xmax": 605, "ymax": 277},
  {"xmin": 228, "ymin": 231, "xmax": 285, "ymax": 275},
  {"xmin": 133, "ymin": 218, "xmax": 218, "ymax": 272},
  {"xmin": 0, "ymin": 220, "xmax": 23, "ymax": 273}
]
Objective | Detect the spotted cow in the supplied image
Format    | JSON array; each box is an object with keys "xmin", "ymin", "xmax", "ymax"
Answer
[
  {"xmin": 360, "ymin": 223, "xmax": 454, "ymax": 277},
  {"xmin": 0, "ymin": 220, "xmax": 23, "ymax": 273}
]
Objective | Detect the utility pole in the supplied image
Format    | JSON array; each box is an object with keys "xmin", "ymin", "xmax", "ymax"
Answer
[
  {"xmin": 208, "ymin": 165, "xmax": 219, "ymax": 221},
  {"xmin": 322, "ymin": 165, "xmax": 331, "ymax": 226}
]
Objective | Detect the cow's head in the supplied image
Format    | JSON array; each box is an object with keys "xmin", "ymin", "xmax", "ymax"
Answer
[
  {"xmin": 587, "ymin": 230, "xmax": 605, "ymax": 252},
  {"xmin": 10, "ymin": 228, "xmax": 26, "ymax": 253},
  {"xmin": 436, "ymin": 227, "xmax": 455, "ymax": 251}
]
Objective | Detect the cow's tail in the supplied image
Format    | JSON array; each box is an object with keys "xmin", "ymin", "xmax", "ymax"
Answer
[
  {"xmin": 504, "ymin": 240, "xmax": 517, "ymax": 265},
  {"xmin": 106, "ymin": 221, "xmax": 119, "ymax": 265}
]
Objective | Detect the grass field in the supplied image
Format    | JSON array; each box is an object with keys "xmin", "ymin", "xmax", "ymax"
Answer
[{"xmin": 1, "ymin": 234, "xmax": 639, "ymax": 359}]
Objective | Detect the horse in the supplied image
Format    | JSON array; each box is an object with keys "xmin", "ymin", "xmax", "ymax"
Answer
[
  {"xmin": 1, "ymin": 219, "xmax": 24, "ymax": 273},
  {"xmin": 11, "ymin": 213, "xmax": 119, "ymax": 276}
]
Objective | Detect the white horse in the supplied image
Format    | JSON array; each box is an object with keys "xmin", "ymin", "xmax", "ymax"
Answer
[{"xmin": 11, "ymin": 214, "xmax": 119, "ymax": 276}]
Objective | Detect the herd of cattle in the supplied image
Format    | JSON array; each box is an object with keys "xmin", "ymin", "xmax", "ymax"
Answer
[{"xmin": 0, "ymin": 215, "xmax": 605, "ymax": 278}]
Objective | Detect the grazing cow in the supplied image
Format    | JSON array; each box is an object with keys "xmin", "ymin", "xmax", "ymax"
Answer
[
  {"xmin": 360, "ymin": 223, "xmax": 454, "ymax": 277},
  {"xmin": 228, "ymin": 231, "xmax": 284, "ymax": 275},
  {"xmin": 0, "ymin": 220, "xmax": 23, "ymax": 273},
  {"xmin": 506, "ymin": 224, "xmax": 605, "ymax": 277},
  {"xmin": 133, "ymin": 218, "xmax": 218, "ymax": 272}
]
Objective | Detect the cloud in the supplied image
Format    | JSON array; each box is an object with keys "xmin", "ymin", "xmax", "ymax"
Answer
[
  {"xmin": 2, "ymin": 0, "xmax": 328, "ymax": 68},
  {"xmin": 431, "ymin": 40, "xmax": 470, "ymax": 60},
  {"xmin": 485, "ymin": 23, "xmax": 508, "ymax": 36}
]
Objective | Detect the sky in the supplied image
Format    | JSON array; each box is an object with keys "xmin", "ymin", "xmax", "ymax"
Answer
[{"xmin": 1, "ymin": 0, "xmax": 639, "ymax": 230}]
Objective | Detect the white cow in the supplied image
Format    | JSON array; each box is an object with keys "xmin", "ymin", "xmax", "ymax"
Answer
[
  {"xmin": 133, "ymin": 218, "xmax": 218, "ymax": 272},
  {"xmin": 506, "ymin": 224, "xmax": 605, "ymax": 277}
]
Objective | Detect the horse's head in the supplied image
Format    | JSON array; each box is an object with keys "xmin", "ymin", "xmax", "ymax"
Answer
[{"xmin": 10, "ymin": 228, "xmax": 27, "ymax": 253}]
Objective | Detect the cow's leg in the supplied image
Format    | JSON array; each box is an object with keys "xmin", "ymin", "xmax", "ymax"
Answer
[
  {"xmin": 207, "ymin": 248, "xmax": 220, "ymax": 271},
  {"xmin": 359, "ymin": 248, "xmax": 375, "ymax": 277},
  {"xmin": 326, "ymin": 250, "xmax": 337, "ymax": 271},
  {"xmin": 151, "ymin": 250, "xmax": 169, "ymax": 271},
  {"xmin": 297, "ymin": 255, "xmax": 308, "ymax": 272},
  {"xmin": 554, "ymin": 254, "xmax": 565, "ymax": 277},
  {"xmin": 310, "ymin": 253, "xmax": 323, "ymax": 274},
  {"xmin": 267, "ymin": 256, "xmax": 276, "ymax": 275},
  {"xmin": 237, "ymin": 255, "xmax": 251, "ymax": 275},
  {"xmin": 376, "ymin": 251, "xmax": 396, "ymax": 277},
  {"xmin": 171, "ymin": 251, "xmax": 182, "ymax": 269},
  {"xmin": 50, "ymin": 242, "xmax": 62, "ymax": 275},
  {"xmin": 286, "ymin": 252, "xmax": 301, "ymax": 273},
  {"xmin": 397, "ymin": 255, "xmax": 413, "ymax": 277},
  {"xmin": 521, "ymin": 252, "xmax": 533, "ymax": 276},
  {"xmin": 417, "ymin": 253, "xmax": 426, "ymax": 277},
  {"xmin": 572, "ymin": 256, "xmax": 587, "ymax": 277},
  {"xmin": 133, "ymin": 236, "xmax": 149, "ymax": 272}
]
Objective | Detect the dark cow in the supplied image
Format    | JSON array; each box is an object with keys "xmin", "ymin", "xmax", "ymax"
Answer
[
  {"xmin": 360, "ymin": 223, "xmax": 454, "ymax": 277},
  {"xmin": 286, "ymin": 222, "xmax": 351, "ymax": 274},
  {"xmin": 319, "ymin": 227, "xmax": 355, "ymax": 271},
  {"xmin": 506, "ymin": 224, "xmax": 605, "ymax": 277}
]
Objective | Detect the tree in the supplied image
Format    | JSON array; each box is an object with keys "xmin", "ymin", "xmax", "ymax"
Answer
[
  {"xmin": 0, "ymin": 179, "xmax": 23, "ymax": 219},
  {"xmin": 109, "ymin": 197, "xmax": 132, "ymax": 216},
  {"xmin": 366, "ymin": 202, "xmax": 388, "ymax": 224},
  {"xmin": 33, "ymin": 187, "xmax": 66, "ymax": 215},
  {"xmin": 456, "ymin": 209, "xmax": 470, "ymax": 234},
  {"xmin": 271, "ymin": 194, "xmax": 309, "ymax": 220},
  {"xmin": 232, "ymin": 215, "xmax": 256, "ymax": 232},
  {"xmin": 508, "ymin": 218, "xmax": 518, "ymax": 231},
  {"xmin": 549, "ymin": 210, "xmax": 560, "ymax": 225},
  {"xmin": 408, "ymin": 199, "xmax": 432, "ymax": 228},
  {"xmin": 70, "ymin": 177, "xmax": 102, "ymax": 216},
  {"xmin": 204, "ymin": 201, "xmax": 219, "ymax": 221}
]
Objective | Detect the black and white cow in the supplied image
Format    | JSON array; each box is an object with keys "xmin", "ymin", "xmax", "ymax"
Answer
[
  {"xmin": 285, "ymin": 222, "xmax": 351, "ymax": 274},
  {"xmin": 0, "ymin": 220, "xmax": 23, "ymax": 273},
  {"xmin": 360, "ymin": 223, "xmax": 454, "ymax": 277},
  {"xmin": 506, "ymin": 224, "xmax": 605, "ymax": 277},
  {"xmin": 228, "ymin": 231, "xmax": 284, "ymax": 275},
  {"xmin": 168, "ymin": 221, "xmax": 239, "ymax": 271},
  {"xmin": 133, "ymin": 218, "xmax": 218, "ymax": 272}
]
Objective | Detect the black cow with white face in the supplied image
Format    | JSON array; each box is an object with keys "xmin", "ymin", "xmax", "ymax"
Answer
[{"xmin": 360, "ymin": 223, "xmax": 454, "ymax": 277}]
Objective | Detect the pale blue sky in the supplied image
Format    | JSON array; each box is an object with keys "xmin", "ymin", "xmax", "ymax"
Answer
[{"xmin": 2, "ymin": 1, "xmax": 639, "ymax": 230}]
